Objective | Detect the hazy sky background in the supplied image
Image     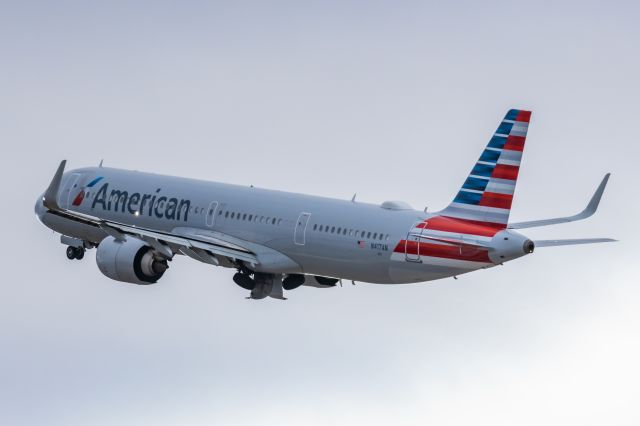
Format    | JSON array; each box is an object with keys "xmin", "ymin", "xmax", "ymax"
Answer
[{"xmin": 1, "ymin": 1, "xmax": 638, "ymax": 424}]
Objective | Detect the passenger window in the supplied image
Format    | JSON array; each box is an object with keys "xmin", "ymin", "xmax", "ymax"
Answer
[
  {"xmin": 243, "ymin": 213, "xmax": 247, "ymax": 220},
  {"xmin": 331, "ymin": 226, "xmax": 335, "ymax": 233},
  {"xmin": 337, "ymin": 227, "xmax": 342, "ymax": 234},
  {"xmin": 248, "ymin": 214, "xmax": 253, "ymax": 221},
  {"xmin": 260, "ymin": 216, "xmax": 264, "ymax": 223},
  {"xmin": 313, "ymin": 224, "xmax": 317, "ymax": 231},
  {"xmin": 319, "ymin": 225, "xmax": 323, "ymax": 231},
  {"xmin": 367, "ymin": 232, "xmax": 371, "ymax": 239},
  {"xmin": 349, "ymin": 230, "xmax": 354, "ymax": 237},
  {"xmin": 373, "ymin": 233, "xmax": 377, "ymax": 240},
  {"xmin": 325, "ymin": 226, "xmax": 330, "ymax": 233},
  {"xmin": 361, "ymin": 231, "xmax": 365, "ymax": 238},
  {"xmin": 225, "ymin": 211, "xmax": 229, "ymax": 218},
  {"xmin": 343, "ymin": 229, "xmax": 347, "ymax": 235}
]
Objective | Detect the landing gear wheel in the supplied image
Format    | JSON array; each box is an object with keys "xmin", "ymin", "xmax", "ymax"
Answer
[
  {"xmin": 66, "ymin": 246, "xmax": 85, "ymax": 260},
  {"xmin": 66, "ymin": 246, "xmax": 77, "ymax": 260},
  {"xmin": 75, "ymin": 248, "xmax": 85, "ymax": 260}
]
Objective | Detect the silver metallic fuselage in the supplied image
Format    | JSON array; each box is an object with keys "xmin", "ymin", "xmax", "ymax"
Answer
[{"xmin": 36, "ymin": 167, "xmax": 531, "ymax": 284}]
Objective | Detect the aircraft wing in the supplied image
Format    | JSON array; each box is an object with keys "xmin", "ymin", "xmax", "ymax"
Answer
[
  {"xmin": 508, "ymin": 173, "xmax": 610, "ymax": 229},
  {"xmin": 50, "ymin": 207, "xmax": 260, "ymax": 265}
]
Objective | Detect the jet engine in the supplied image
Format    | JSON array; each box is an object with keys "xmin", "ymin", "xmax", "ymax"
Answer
[{"xmin": 96, "ymin": 236, "xmax": 169, "ymax": 285}]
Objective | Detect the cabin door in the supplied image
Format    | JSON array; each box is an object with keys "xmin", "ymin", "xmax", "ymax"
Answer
[
  {"xmin": 294, "ymin": 212, "xmax": 311, "ymax": 245},
  {"xmin": 64, "ymin": 173, "xmax": 83, "ymax": 209},
  {"xmin": 404, "ymin": 221, "xmax": 424, "ymax": 262},
  {"xmin": 205, "ymin": 201, "xmax": 219, "ymax": 227}
]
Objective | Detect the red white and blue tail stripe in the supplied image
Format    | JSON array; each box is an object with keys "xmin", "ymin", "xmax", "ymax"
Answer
[{"xmin": 439, "ymin": 109, "xmax": 531, "ymax": 228}]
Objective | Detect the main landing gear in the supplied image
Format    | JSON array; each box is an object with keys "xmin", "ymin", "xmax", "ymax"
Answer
[{"xmin": 66, "ymin": 246, "xmax": 85, "ymax": 260}]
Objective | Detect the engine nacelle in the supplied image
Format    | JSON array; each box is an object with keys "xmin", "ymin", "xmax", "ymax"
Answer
[{"xmin": 96, "ymin": 236, "xmax": 169, "ymax": 285}]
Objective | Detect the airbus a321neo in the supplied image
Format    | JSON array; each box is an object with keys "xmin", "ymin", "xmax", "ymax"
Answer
[{"xmin": 35, "ymin": 109, "xmax": 614, "ymax": 299}]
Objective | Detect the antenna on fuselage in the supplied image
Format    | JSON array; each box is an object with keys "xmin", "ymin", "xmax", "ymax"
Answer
[
  {"xmin": 99, "ymin": 159, "xmax": 104, "ymax": 167},
  {"xmin": 351, "ymin": 193, "xmax": 356, "ymax": 202}
]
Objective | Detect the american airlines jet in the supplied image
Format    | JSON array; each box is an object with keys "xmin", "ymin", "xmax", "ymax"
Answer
[{"xmin": 35, "ymin": 110, "xmax": 614, "ymax": 299}]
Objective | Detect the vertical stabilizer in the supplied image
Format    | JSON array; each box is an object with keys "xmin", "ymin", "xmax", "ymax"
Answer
[{"xmin": 439, "ymin": 109, "xmax": 531, "ymax": 228}]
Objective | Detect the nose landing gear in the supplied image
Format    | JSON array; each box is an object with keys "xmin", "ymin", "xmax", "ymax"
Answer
[{"xmin": 66, "ymin": 246, "xmax": 85, "ymax": 260}]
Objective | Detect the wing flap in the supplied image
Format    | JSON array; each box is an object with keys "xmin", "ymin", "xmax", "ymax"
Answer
[{"xmin": 109, "ymin": 222, "xmax": 259, "ymax": 264}]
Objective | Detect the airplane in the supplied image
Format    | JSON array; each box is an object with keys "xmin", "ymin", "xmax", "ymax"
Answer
[{"xmin": 34, "ymin": 109, "xmax": 615, "ymax": 300}]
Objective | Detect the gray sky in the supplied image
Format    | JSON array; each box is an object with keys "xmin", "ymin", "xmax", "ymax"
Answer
[{"xmin": 1, "ymin": 1, "xmax": 638, "ymax": 425}]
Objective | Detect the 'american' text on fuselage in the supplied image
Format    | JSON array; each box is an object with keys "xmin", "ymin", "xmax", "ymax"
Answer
[{"xmin": 91, "ymin": 182, "xmax": 191, "ymax": 221}]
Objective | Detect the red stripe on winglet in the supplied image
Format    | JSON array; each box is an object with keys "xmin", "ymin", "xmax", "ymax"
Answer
[
  {"xmin": 503, "ymin": 135, "xmax": 526, "ymax": 151},
  {"xmin": 479, "ymin": 192, "xmax": 513, "ymax": 209},
  {"xmin": 515, "ymin": 110, "xmax": 531, "ymax": 122},
  {"xmin": 492, "ymin": 164, "xmax": 520, "ymax": 180}
]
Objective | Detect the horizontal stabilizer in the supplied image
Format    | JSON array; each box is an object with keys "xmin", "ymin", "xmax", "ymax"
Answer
[
  {"xmin": 509, "ymin": 173, "xmax": 610, "ymax": 229},
  {"xmin": 534, "ymin": 238, "xmax": 616, "ymax": 247}
]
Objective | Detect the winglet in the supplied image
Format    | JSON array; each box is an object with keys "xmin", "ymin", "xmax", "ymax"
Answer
[
  {"xmin": 583, "ymin": 173, "xmax": 610, "ymax": 218},
  {"xmin": 508, "ymin": 173, "xmax": 611, "ymax": 229},
  {"xmin": 42, "ymin": 160, "xmax": 66, "ymax": 211}
]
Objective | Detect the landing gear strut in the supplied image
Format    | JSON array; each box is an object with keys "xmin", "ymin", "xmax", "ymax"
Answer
[{"xmin": 66, "ymin": 246, "xmax": 85, "ymax": 260}]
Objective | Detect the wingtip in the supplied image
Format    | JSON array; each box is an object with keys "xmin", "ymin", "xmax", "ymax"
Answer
[{"xmin": 42, "ymin": 160, "xmax": 67, "ymax": 211}]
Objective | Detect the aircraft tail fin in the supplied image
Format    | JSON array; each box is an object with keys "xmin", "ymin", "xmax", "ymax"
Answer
[{"xmin": 439, "ymin": 109, "xmax": 531, "ymax": 228}]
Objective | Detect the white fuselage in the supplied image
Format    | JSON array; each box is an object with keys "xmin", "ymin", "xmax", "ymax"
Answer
[{"xmin": 36, "ymin": 166, "xmax": 531, "ymax": 284}]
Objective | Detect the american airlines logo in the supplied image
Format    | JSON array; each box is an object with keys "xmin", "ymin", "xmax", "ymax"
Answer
[
  {"xmin": 72, "ymin": 176, "xmax": 103, "ymax": 206},
  {"xmin": 89, "ymin": 182, "xmax": 192, "ymax": 221}
]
